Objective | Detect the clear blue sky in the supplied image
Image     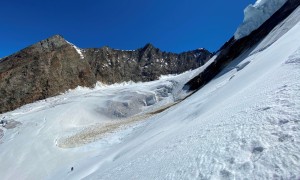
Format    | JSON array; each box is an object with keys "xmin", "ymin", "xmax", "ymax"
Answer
[{"xmin": 0, "ymin": 0, "xmax": 255, "ymax": 57}]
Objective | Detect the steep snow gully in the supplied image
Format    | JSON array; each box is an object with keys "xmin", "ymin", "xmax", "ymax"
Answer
[{"xmin": 0, "ymin": 1, "xmax": 300, "ymax": 180}]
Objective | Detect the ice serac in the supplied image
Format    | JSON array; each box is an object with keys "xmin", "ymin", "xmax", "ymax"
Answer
[
  {"xmin": 185, "ymin": 0, "xmax": 300, "ymax": 91},
  {"xmin": 234, "ymin": 0, "xmax": 287, "ymax": 39},
  {"xmin": 0, "ymin": 37, "xmax": 212, "ymax": 113}
]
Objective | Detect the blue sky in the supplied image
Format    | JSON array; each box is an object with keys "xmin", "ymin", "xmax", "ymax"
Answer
[{"xmin": 0, "ymin": 0, "xmax": 255, "ymax": 57}]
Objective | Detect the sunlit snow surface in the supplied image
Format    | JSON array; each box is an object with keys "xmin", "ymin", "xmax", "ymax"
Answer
[
  {"xmin": 0, "ymin": 7, "xmax": 300, "ymax": 180},
  {"xmin": 234, "ymin": 0, "xmax": 287, "ymax": 39},
  {"xmin": 0, "ymin": 60, "xmax": 211, "ymax": 179}
]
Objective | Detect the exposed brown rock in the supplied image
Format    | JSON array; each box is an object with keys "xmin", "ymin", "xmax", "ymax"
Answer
[{"xmin": 0, "ymin": 35, "xmax": 96, "ymax": 113}]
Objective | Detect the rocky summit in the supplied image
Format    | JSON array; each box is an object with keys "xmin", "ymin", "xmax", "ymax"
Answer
[{"xmin": 0, "ymin": 35, "xmax": 212, "ymax": 113}]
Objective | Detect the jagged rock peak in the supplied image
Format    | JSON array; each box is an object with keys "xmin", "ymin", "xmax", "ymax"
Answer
[
  {"xmin": 100, "ymin": 46, "xmax": 113, "ymax": 51},
  {"xmin": 41, "ymin": 34, "xmax": 67, "ymax": 45},
  {"xmin": 186, "ymin": 48, "xmax": 210, "ymax": 53},
  {"xmin": 46, "ymin": 34, "xmax": 65, "ymax": 41},
  {"xmin": 142, "ymin": 43, "xmax": 156, "ymax": 50},
  {"xmin": 31, "ymin": 34, "xmax": 69, "ymax": 52}
]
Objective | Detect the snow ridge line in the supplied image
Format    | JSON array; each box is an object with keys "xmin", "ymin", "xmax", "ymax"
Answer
[{"xmin": 66, "ymin": 41, "xmax": 84, "ymax": 59}]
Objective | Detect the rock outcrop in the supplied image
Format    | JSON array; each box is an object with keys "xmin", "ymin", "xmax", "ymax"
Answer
[
  {"xmin": 0, "ymin": 35, "xmax": 212, "ymax": 113},
  {"xmin": 85, "ymin": 44, "xmax": 211, "ymax": 83}
]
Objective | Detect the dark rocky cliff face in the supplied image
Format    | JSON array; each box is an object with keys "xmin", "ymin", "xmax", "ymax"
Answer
[
  {"xmin": 0, "ymin": 35, "xmax": 212, "ymax": 113},
  {"xmin": 85, "ymin": 44, "xmax": 211, "ymax": 83},
  {"xmin": 184, "ymin": 0, "xmax": 300, "ymax": 91}
]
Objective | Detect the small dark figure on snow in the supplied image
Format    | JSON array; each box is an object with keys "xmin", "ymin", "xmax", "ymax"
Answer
[{"xmin": 71, "ymin": 167, "xmax": 74, "ymax": 171}]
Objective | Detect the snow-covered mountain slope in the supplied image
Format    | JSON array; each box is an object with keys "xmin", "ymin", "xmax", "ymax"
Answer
[
  {"xmin": 1, "ymin": 3, "xmax": 300, "ymax": 180},
  {"xmin": 0, "ymin": 61, "xmax": 213, "ymax": 179},
  {"xmin": 62, "ymin": 6, "xmax": 300, "ymax": 179}
]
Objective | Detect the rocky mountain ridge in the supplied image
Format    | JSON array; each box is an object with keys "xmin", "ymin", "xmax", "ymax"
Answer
[{"xmin": 0, "ymin": 35, "xmax": 212, "ymax": 113}]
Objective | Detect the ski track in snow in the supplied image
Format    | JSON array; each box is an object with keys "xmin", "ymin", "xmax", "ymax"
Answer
[{"xmin": 0, "ymin": 129, "xmax": 3, "ymax": 142}]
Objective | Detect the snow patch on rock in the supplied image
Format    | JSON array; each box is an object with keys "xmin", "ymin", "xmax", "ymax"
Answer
[
  {"xmin": 66, "ymin": 41, "xmax": 85, "ymax": 59},
  {"xmin": 234, "ymin": 0, "xmax": 287, "ymax": 39}
]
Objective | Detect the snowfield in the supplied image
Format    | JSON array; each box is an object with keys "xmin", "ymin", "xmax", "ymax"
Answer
[
  {"xmin": 1, "ymin": 5, "xmax": 300, "ymax": 180},
  {"xmin": 0, "ymin": 61, "xmax": 208, "ymax": 180}
]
